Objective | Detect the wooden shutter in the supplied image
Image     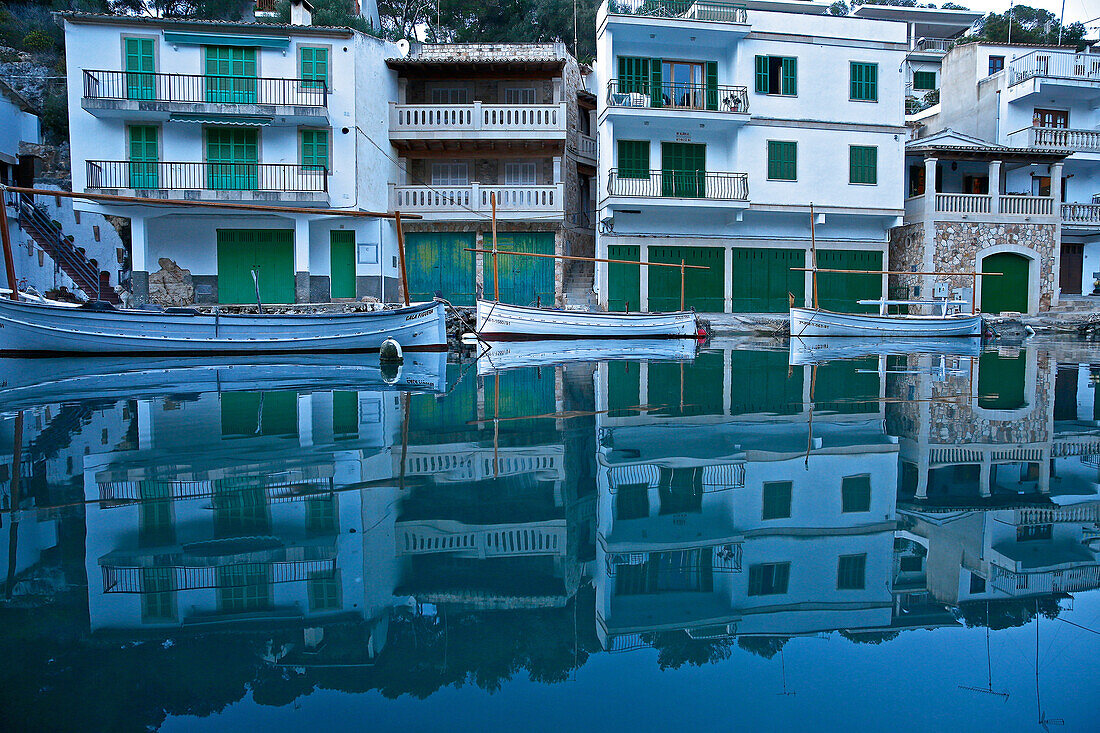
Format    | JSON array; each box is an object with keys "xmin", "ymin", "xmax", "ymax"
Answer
[
  {"xmin": 705, "ymin": 61, "xmax": 718, "ymax": 111},
  {"xmin": 301, "ymin": 46, "xmax": 328, "ymax": 88},
  {"xmin": 125, "ymin": 38, "xmax": 155, "ymax": 100},
  {"xmin": 851, "ymin": 62, "xmax": 877, "ymax": 101},
  {"xmin": 300, "ymin": 129, "xmax": 329, "ymax": 169},
  {"xmin": 781, "ymin": 57, "xmax": 797, "ymax": 95},
  {"xmin": 850, "ymin": 146, "xmax": 876, "ymax": 184},
  {"xmin": 755, "ymin": 55, "xmax": 769, "ymax": 93},
  {"xmin": 128, "ymin": 125, "xmax": 158, "ymax": 188},
  {"xmin": 618, "ymin": 140, "xmax": 649, "ymax": 179},
  {"xmin": 649, "ymin": 57, "xmax": 663, "ymax": 108},
  {"xmin": 768, "ymin": 141, "xmax": 796, "ymax": 181}
]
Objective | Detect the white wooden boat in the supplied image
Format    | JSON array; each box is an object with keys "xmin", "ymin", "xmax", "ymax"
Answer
[
  {"xmin": 0, "ymin": 297, "xmax": 447, "ymax": 355},
  {"xmin": 790, "ymin": 305, "xmax": 983, "ymax": 338},
  {"xmin": 477, "ymin": 338, "xmax": 697, "ymax": 375},
  {"xmin": 475, "ymin": 299, "xmax": 699, "ymax": 340}
]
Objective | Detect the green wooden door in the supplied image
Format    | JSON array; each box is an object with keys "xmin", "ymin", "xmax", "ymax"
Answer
[
  {"xmin": 730, "ymin": 351, "xmax": 804, "ymax": 415},
  {"xmin": 205, "ymin": 46, "xmax": 257, "ymax": 103},
  {"xmin": 980, "ymin": 253, "xmax": 1029, "ymax": 314},
  {"xmin": 405, "ymin": 232, "xmax": 476, "ymax": 305},
  {"xmin": 330, "ymin": 230, "xmax": 355, "ymax": 299},
  {"xmin": 608, "ymin": 244, "xmax": 640, "ymax": 312},
  {"xmin": 649, "ymin": 245, "xmax": 724, "ymax": 312},
  {"xmin": 206, "ymin": 127, "xmax": 258, "ymax": 190},
  {"xmin": 816, "ymin": 250, "xmax": 883, "ymax": 313},
  {"xmin": 125, "ymin": 38, "xmax": 155, "ymax": 100},
  {"xmin": 978, "ymin": 352, "xmax": 1027, "ymax": 410},
  {"xmin": 216, "ymin": 229, "xmax": 294, "ymax": 304},
  {"xmin": 661, "ymin": 142, "xmax": 706, "ymax": 198},
  {"xmin": 128, "ymin": 125, "xmax": 158, "ymax": 189},
  {"xmin": 496, "ymin": 232, "xmax": 555, "ymax": 306},
  {"xmin": 730, "ymin": 248, "xmax": 805, "ymax": 313}
]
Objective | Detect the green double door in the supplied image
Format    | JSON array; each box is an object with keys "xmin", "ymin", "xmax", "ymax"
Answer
[
  {"xmin": 405, "ymin": 232, "xmax": 477, "ymax": 305},
  {"xmin": 205, "ymin": 46, "xmax": 257, "ymax": 103},
  {"xmin": 495, "ymin": 232, "xmax": 554, "ymax": 307},
  {"xmin": 661, "ymin": 142, "xmax": 706, "ymax": 198},
  {"xmin": 124, "ymin": 38, "xmax": 155, "ymax": 100},
  {"xmin": 730, "ymin": 248, "xmax": 804, "ymax": 313},
  {"xmin": 607, "ymin": 244, "xmax": 640, "ymax": 312},
  {"xmin": 648, "ymin": 245, "xmax": 724, "ymax": 312},
  {"xmin": 980, "ymin": 253, "xmax": 1029, "ymax": 314},
  {"xmin": 206, "ymin": 127, "xmax": 258, "ymax": 190},
  {"xmin": 216, "ymin": 229, "xmax": 294, "ymax": 304},
  {"xmin": 816, "ymin": 250, "xmax": 883, "ymax": 313}
]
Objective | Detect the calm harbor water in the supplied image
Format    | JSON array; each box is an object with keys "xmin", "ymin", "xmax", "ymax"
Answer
[{"xmin": 2, "ymin": 340, "xmax": 1099, "ymax": 732}]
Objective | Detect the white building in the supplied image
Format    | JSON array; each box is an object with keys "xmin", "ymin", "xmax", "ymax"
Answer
[
  {"xmin": 59, "ymin": 7, "xmax": 403, "ymax": 306},
  {"xmin": 593, "ymin": 0, "xmax": 906, "ymax": 314}
]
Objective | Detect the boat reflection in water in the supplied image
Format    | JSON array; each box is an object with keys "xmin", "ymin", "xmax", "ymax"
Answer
[{"xmin": 2, "ymin": 343, "xmax": 1099, "ymax": 730}]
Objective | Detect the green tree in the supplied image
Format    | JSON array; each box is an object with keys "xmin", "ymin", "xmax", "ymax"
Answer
[
  {"xmin": 274, "ymin": 0, "xmax": 376, "ymax": 32},
  {"xmin": 827, "ymin": 1, "xmax": 848, "ymax": 16},
  {"xmin": 963, "ymin": 5, "xmax": 1086, "ymax": 48}
]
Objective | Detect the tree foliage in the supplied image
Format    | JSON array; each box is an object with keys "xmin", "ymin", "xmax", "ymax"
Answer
[
  {"xmin": 963, "ymin": 5, "xmax": 1086, "ymax": 48},
  {"xmin": 274, "ymin": 0, "xmax": 376, "ymax": 33}
]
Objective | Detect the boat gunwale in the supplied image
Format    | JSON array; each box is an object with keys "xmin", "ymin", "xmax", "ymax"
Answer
[
  {"xmin": 789, "ymin": 306, "xmax": 982, "ymax": 323},
  {"xmin": 0, "ymin": 297, "xmax": 443, "ymax": 321},
  {"xmin": 477, "ymin": 299, "xmax": 696, "ymax": 321}
]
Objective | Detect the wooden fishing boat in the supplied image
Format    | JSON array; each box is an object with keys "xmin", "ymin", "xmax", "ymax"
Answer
[
  {"xmin": 475, "ymin": 299, "xmax": 698, "ymax": 340},
  {"xmin": 790, "ymin": 305, "xmax": 983, "ymax": 338},
  {"xmin": 0, "ymin": 296, "xmax": 447, "ymax": 355}
]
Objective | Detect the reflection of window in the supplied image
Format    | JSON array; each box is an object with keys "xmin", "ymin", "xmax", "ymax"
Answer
[
  {"xmin": 213, "ymin": 480, "xmax": 271, "ymax": 537},
  {"xmin": 841, "ymin": 475, "xmax": 871, "ymax": 513},
  {"xmin": 616, "ymin": 483, "xmax": 650, "ymax": 520},
  {"xmin": 141, "ymin": 567, "xmax": 176, "ymax": 621},
  {"xmin": 430, "ymin": 162, "xmax": 468, "ymax": 186},
  {"xmin": 658, "ymin": 467, "xmax": 702, "ymax": 514},
  {"xmin": 306, "ymin": 496, "xmax": 338, "ymax": 535},
  {"xmin": 139, "ymin": 481, "xmax": 175, "ymax": 547},
  {"xmin": 837, "ymin": 554, "xmax": 867, "ymax": 590},
  {"xmin": 308, "ymin": 570, "xmax": 341, "ymax": 611},
  {"xmin": 615, "ymin": 550, "xmax": 714, "ymax": 595},
  {"xmin": 431, "ymin": 87, "xmax": 468, "ymax": 104},
  {"xmin": 333, "ymin": 390, "xmax": 358, "ymax": 436},
  {"xmin": 217, "ymin": 564, "xmax": 272, "ymax": 612},
  {"xmin": 748, "ymin": 562, "xmax": 790, "ymax": 596},
  {"xmin": 1017, "ymin": 524, "xmax": 1053, "ymax": 542},
  {"xmin": 969, "ymin": 572, "xmax": 986, "ymax": 594},
  {"xmin": 762, "ymin": 481, "xmax": 792, "ymax": 520}
]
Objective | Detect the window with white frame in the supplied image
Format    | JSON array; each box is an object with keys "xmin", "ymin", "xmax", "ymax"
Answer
[
  {"xmin": 504, "ymin": 87, "xmax": 537, "ymax": 104},
  {"xmin": 431, "ymin": 86, "xmax": 469, "ymax": 104},
  {"xmin": 430, "ymin": 162, "xmax": 469, "ymax": 185},
  {"xmin": 504, "ymin": 162, "xmax": 537, "ymax": 185}
]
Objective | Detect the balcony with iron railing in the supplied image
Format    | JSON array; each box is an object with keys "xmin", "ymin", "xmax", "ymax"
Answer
[
  {"xmin": 389, "ymin": 181, "xmax": 564, "ymax": 220},
  {"xmin": 86, "ymin": 160, "xmax": 329, "ymax": 203},
  {"xmin": 606, "ymin": 79, "xmax": 749, "ymax": 117},
  {"xmin": 81, "ymin": 70, "xmax": 329, "ymax": 122},
  {"xmin": 913, "ymin": 37, "xmax": 954, "ymax": 53},
  {"xmin": 389, "ymin": 101, "xmax": 568, "ymax": 142},
  {"xmin": 607, "ymin": 168, "xmax": 749, "ymax": 205},
  {"xmin": 1008, "ymin": 50, "xmax": 1100, "ymax": 88},
  {"xmin": 604, "ymin": 0, "xmax": 748, "ymax": 26}
]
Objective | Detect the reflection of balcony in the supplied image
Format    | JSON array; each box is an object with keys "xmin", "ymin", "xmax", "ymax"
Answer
[
  {"xmin": 1016, "ymin": 504, "xmax": 1100, "ymax": 525},
  {"xmin": 98, "ymin": 476, "xmax": 334, "ymax": 505},
  {"xmin": 606, "ymin": 168, "xmax": 749, "ymax": 203},
  {"xmin": 81, "ymin": 70, "xmax": 328, "ymax": 123},
  {"xmin": 390, "ymin": 182, "xmax": 564, "ymax": 220},
  {"xmin": 86, "ymin": 160, "xmax": 329, "ymax": 204},
  {"xmin": 400, "ymin": 444, "xmax": 565, "ymax": 482},
  {"xmin": 396, "ymin": 519, "xmax": 568, "ymax": 558},
  {"xmin": 989, "ymin": 562, "xmax": 1100, "ymax": 595},
  {"xmin": 606, "ymin": 79, "xmax": 749, "ymax": 115},
  {"xmin": 101, "ymin": 557, "xmax": 337, "ymax": 593},
  {"xmin": 606, "ymin": 0, "xmax": 748, "ymax": 25},
  {"xmin": 607, "ymin": 462, "xmax": 745, "ymax": 491}
]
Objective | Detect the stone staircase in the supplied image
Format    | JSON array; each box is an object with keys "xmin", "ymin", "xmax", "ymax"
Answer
[
  {"xmin": 1047, "ymin": 295, "xmax": 1100, "ymax": 314},
  {"xmin": 562, "ymin": 252, "xmax": 598, "ymax": 308}
]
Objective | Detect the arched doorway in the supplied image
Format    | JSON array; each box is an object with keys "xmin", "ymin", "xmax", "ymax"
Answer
[{"xmin": 980, "ymin": 252, "xmax": 1030, "ymax": 314}]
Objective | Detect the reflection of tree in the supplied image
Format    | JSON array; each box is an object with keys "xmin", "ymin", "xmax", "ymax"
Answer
[
  {"xmin": 838, "ymin": 630, "xmax": 900, "ymax": 645},
  {"xmin": 736, "ymin": 635, "xmax": 789, "ymax": 660},
  {"xmin": 642, "ymin": 631, "xmax": 735, "ymax": 670},
  {"xmin": 956, "ymin": 597, "xmax": 1062, "ymax": 631}
]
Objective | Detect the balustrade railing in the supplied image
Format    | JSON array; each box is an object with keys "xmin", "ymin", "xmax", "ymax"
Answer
[
  {"xmin": 934, "ymin": 193, "xmax": 990, "ymax": 214},
  {"xmin": 1009, "ymin": 49, "xmax": 1100, "ymax": 85},
  {"xmin": 1030, "ymin": 126, "xmax": 1100, "ymax": 151},
  {"xmin": 391, "ymin": 182, "xmax": 564, "ymax": 214},
  {"xmin": 999, "ymin": 194, "xmax": 1053, "ymax": 215},
  {"xmin": 1062, "ymin": 202, "xmax": 1100, "ymax": 224},
  {"xmin": 606, "ymin": 79, "xmax": 749, "ymax": 113},
  {"xmin": 397, "ymin": 521, "xmax": 567, "ymax": 558},
  {"xmin": 989, "ymin": 562, "xmax": 1100, "ymax": 595},
  {"xmin": 606, "ymin": 0, "xmax": 748, "ymax": 23},
  {"xmin": 87, "ymin": 160, "xmax": 327, "ymax": 192},
  {"xmin": 82, "ymin": 69, "xmax": 327, "ymax": 107},
  {"xmin": 608, "ymin": 168, "xmax": 749, "ymax": 200},
  {"xmin": 390, "ymin": 102, "xmax": 566, "ymax": 133},
  {"xmin": 1016, "ymin": 504, "xmax": 1100, "ymax": 525},
  {"xmin": 578, "ymin": 133, "xmax": 597, "ymax": 159}
]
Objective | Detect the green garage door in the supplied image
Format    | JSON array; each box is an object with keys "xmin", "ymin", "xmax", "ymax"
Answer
[
  {"xmin": 730, "ymin": 248, "xmax": 805, "ymax": 313},
  {"xmin": 816, "ymin": 250, "xmax": 883, "ymax": 313},
  {"xmin": 980, "ymin": 253, "xmax": 1029, "ymax": 314},
  {"xmin": 405, "ymin": 232, "xmax": 476, "ymax": 305},
  {"xmin": 649, "ymin": 246, "xmax": 724, "ymax": 312},
  {"xmin": 216, "ymin": 229, "xmax": 294, "ymax": 304},
  {"xmin": 496, "ymin": 232, "xmax": 555, "ymax": 307},
  {"xmin": 608, "ymin": 244, "xmax": 640, "ymax": 312}
]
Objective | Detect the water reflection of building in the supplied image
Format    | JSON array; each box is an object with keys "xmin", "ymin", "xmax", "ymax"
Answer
[{"xmin": 592, "ymin": 349, "xmax": 913, "ymax": 650}]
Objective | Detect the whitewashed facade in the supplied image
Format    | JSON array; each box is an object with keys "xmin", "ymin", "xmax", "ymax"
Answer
[
  {"xmin": 60, "ymin": 11, "xmax": 403, "ymax": 306},
  {"xmin": 594, "ymin": 0, "xmax": 907, "ymax": 314}
]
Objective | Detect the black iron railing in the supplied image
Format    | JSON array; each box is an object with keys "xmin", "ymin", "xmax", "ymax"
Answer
[
  {"xmin": 607, "ymin": 0, "xmax": 748, "ymax": 23},
  {"xmin": 82, "ymin": 69, "xmax": 328, "ymax": 107},
  {"xmin": 608, "ymin": 168, "xmax": 748, "ymax": 200},
  {"xmin": 87, "ymin": 160, "xmax": 328, "ymax": 192},
  {"xmin": 607, "ymin": 79, "xmax": 749, "ymax": 113}
]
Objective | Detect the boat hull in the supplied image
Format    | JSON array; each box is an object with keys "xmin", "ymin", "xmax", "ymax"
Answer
[
  {"xmin": 477, "ymin": 339, "xmax": 697, "ymax": 375},
  {"xmin": 789, "ymin": 336, "xmax": 982, "ymax": 365},
  {"xmin": 475, "ymin": 300, "xmax": 698, "ymax": 340},
  {"xmin": 789, "ymin": 307, "xmax": 982, "ymax": 338},
  {"xmin": 0, "ymin": 298, "xmax": 447, "ymax": 355}
]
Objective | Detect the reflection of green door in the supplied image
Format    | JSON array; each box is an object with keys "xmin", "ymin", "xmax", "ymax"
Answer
[
  {"xmin": 496, "ymin": 232, "xmax": 554, "ymax": 306},
  {"xmin": 128, "ymin": 125, "xmax": 158, "ymax": 189},
  {"xmin": 980, "ymin": 253, "xmax": 1029, "ymax": 314},
  {"xmin": 730, "ymin": 248, "xmax": 804, "ymax": 313},
  {"xmin": 648, "ymin": 351, "xmax": 725, "ymax": 417},
  {"xmin": 816, "ymin": 250, "xmax": 883, "ymax": 313},
  {"xmin": 978, "ymin": 352, "xmax": 1027, "ymax": 410},
  {"xmin": 661, "ymin": 142, "xmax": 706, "ymax": 198},
  {"xmin": 607, "ymin": 244, "xmax": 640, "ymax": 312},
  {"xmin": 206, "ymin": 127, "xmax": 258, "ymax": 190},
  {"xmin": 730, "ymin": 351, "xmax": 804, "ymax": 415},
  {"xmin": 484, "ymin": 366, "xmax": 556, "ymax": 434},
  {"xmin": 220, "ymin": 390, "xmax": 299, "ymax": 436},
  {"xmin": 125, "ymin": 38, "xmax": 155, "ymax": 100},
  {"xmin": 405, "ymin": 232, "xmax": 476, "ymax": 305},
  {"xmin": 814, "ymin": 358, "xmax": 880, "ymax": 414},
  {"xmin": 649, "ymin": 245, "xmax": 724, "ymax": 312},
  {"xmin": 607, "ymin": 360, "xmax": 642, "ymax": 416},
  {"xmin": 205, "ymin": 46, "xmax": 257, "ymax": 103},
  {"xmin": 409, "ymin": 363, "xmax": 477, "ymax": 440},
  {"xmin": 330, "ymin": 230, "xmax": 355, "ymax": 299},
  {"xmin": 216, "ymin": 229, "xmax": 294, "ymax": 304}
]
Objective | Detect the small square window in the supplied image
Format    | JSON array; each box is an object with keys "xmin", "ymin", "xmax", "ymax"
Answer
[
  {"xmin": 912, "ymin": 71, "xmax": 936, "ymax": 91},
  {"xmin": 762, "ymin": 481, "xmax": 792, "ymax": 520},
  {"xmin": 837, "ymin": 554, "xmax": 867, "ymax": 590},
  {"xmin": 969, "ymin": 572, "xmax": 986, "ymax": 594},
  {"xmin": 748, "ymin": 562, "xmax": 790, "ymax": 596},
  {"xmin": 988, "ymin": 56, "xmax": 1005, "ymax": 76},
  {"xmin": 767, "ymin": 140, "xmax": 797, "ymax": 181},
  {"xmin": 850, "ymin": 62, "xmax": 878, "ymax": 102},
  {"xmin": 842, "ymin": 475, "xmax": 871, "ymax": 512}
]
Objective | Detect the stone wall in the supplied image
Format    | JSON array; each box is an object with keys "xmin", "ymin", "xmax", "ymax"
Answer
[{"xmin": 888, "ymin": 223, "xmax": 924, "ymax": 304}]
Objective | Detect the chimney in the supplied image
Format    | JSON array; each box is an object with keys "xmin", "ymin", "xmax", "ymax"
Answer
[{"xmin": 290, "ymin": 0, "xmax": 313, "ymax": 26}]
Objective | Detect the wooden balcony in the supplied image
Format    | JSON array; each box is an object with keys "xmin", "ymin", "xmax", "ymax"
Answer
[
  {"xmin": 389, "ymin": 182, "xmax": 564, "ymax": 220},
  {"xmin": 389, "ymin": 102, "xmax": 567, "ymax": 151}
]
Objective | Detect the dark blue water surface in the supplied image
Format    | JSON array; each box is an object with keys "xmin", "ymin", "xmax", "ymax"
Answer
[{"xmin": 2, "ymin": 340, "xmax": 1099, "ymax": 732}]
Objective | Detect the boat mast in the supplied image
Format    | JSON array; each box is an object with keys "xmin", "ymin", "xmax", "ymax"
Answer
[
  {"xmin": 809, "ymin": 202, "xmax": 818, "ymax": 309},
  {"xmin": 491, "ymin": 192, "xmax": 500, "ymax": 302},
  {"xmin": 0, "ymin": 191, "xmax": 17, "ymax": 300}
]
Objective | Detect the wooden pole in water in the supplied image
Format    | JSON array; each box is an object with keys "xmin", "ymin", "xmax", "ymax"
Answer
[
  {"xmin": 0, "ymin": 192, "xmax": 18, "ymax": 299},
  {"xmin": 395, "ymin": 210, "xmax": 410, "ymax": 306},
  {"xmin": 809, "ymin": 202, "xmax": 818, "ymax": 309},
  {"xmin": 491, "ymin": 193, "xmax": 499, "ymax": 302},
  {"xmin": 5, "ymin": 412, "xmax": 23, "ymax": 599},
  {"xmin": 680, "ymin": 259, "xmax": 686, "ymax": 311}
]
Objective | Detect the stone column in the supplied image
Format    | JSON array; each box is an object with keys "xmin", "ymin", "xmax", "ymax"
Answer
[
  {"xmin": 639, "ymin": 241, "xmax": 649, "ymax": 311},
  {"xmin": 130, "ymin": 216, "xmax": 149, "ymax": 306},
  {"xmin": 979, "ymin": 459, "xmax": 992, "ymax": 498},
  {"xmin": 989, "ymin": 160, "xmax": 1002, "ymax": 214},
  {"xmin": 924, "ymin": 157, "xmax": 938, "ymax": 211},
  {"xmin": 1051, "ymin": 162, "xmax": 1064, "ymax": 206},
  {"xmin": 294, "ymin": 217, "xmax": 311, "ymax": 303},
  {"xmin": 922, "ymin": 157, "xmax": 939, "ymax": 298},
  {"xmin": 298, "ymin": 392, "xmax": 314, "ymax": 448}
]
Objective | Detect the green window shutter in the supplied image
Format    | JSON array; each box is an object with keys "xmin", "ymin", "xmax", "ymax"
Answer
[
  {"xmin": 913, "ymin": 70, "xmax": 936, "ymax": 90},
  {"xmin": 755, "ymin": 55, "xmax": 769, "ymax": 93},
  {"xmin": 128, "ymin": 125, "xmax": 158, "ymax": 188},
  {"xmin": 705, "ymin": 61, "xmax": 718, "ymax": 111},
  {"xmin": 205, "ymin": 47, "xmax": 257, "ymax": 103},
  {"xmin": 125, "ymin": 38, "xmax": 155, "ymax": 100},
  {"xmin": 300, "ymin": 129, "xmax": 329, "ymax": 169},
  {"xmin": 781, "ymin": 57, "xmax": 797, "ymax": 95},
  {"xmin": 851, "ymin": 62, "xmax": 878, "ymax": 101},
  {"xmin": 649, "ymin": 57, "xmax": 663, "ymax": 108},
  {"xmin": 301, "ymin": 46, "xmax": 328, "ymax": 89},
  {"xmin": 619, "ymin": 56, "xmax": 649, "ymax": 96},
  {"xmin": 617, "ymin": 140, "xmax": 650, "ymax": 179},
  {"xmin": 767, "ymin": 141, "xmax": 796, "ymax": 181},
  {"xmin": 850, "ymin": 145, "xmax": 877, "ymax": 184}
]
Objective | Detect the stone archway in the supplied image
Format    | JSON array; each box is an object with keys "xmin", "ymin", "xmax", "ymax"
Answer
[{"xmin": 977, "ymin": 245, "xmax": 1039, "ymax": 315}]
